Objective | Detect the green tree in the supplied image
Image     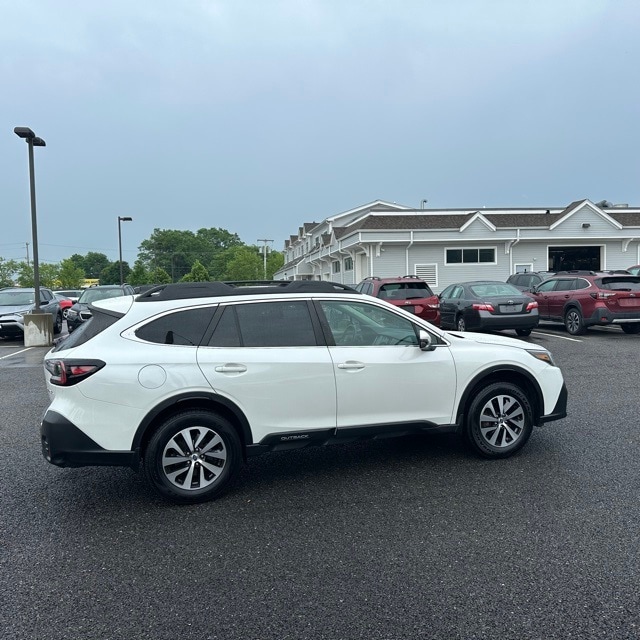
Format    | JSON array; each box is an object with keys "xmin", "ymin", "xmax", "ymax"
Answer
[
  {"xmin": 68, "ymin": 253, "xmax": 86, "ymax": 272},
  {"xmin": 149, "ymin": 267, "xmax": 172, "ymax": 284},
  {"xmin": 100, "ymin": 261, "xmax": 130, "ymax": 285},
  {"xmin": 83, "ymin": 252, "xmax": 111, "ymax": 279},
  {"xmin": 220, "ymin": 246, "xmax": 262, "ymax": 281},
  {"xmin": 181, "ymin": 259, "xmax": 210, "ymax": 282},
  {"xmin": 128, "ymin": 260, "xmax": 150, "ymax": 286},
  {"xmin": 57, "ymin": 258, "xmax": 85, "ymax": 288},
  {"xmin": 15, "ymin": 261, "xmax": 60, "ymax": 288},
  {"xmin": 138, "ymin": 227, "xmax": 243, "ymax": 278},
  {"xmin": 0, "ymin": 258, "xmax": 19, "ymax": 287}
]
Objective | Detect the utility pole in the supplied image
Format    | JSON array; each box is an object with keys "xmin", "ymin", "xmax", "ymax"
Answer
[{"xmin": 257, "ymin": 239, "xmax": 273, "ymax": 279}]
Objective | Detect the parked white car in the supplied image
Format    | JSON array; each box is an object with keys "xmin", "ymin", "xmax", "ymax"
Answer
[{"xmin": 41, "ymin": 281, "xmax": 567, "ymax": 503}]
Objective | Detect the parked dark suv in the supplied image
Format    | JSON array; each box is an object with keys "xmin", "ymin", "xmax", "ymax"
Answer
[
  {"xmin": 528, "ymin": 271, "xmax": 640, "ymax": 335},
  {"xmin": 355, "ymin": 275, "xmax": 440, "ymax": 325},
  {"xmin": 66, "ymin": 284, "xmax": 135, "ymax": 333},
  {"xmin": 507, "ymin": 272, "xmax": 555, "ymax": 291}
]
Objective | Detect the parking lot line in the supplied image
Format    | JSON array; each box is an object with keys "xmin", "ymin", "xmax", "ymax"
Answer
[
  {"xmin": 0, "ymin": 347, "xmax": 33, "ymax": 360},
  {"xmin": 531, "ymin": 330, "xmax": 582, "ymax": 342}
]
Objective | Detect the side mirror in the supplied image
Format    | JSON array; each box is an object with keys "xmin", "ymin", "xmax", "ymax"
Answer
[{"xmin": 418, "ymin": 329, "xmax": 435, "ymax": 351}]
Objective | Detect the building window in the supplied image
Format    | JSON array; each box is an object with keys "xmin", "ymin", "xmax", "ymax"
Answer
[
  {"xmin": 445, "ymin": 247, "xmax": 496, "ymax": 265},
  {"xmin": 344, "ymin": 257, "xmax": 353, "ymax": 271},
  {"xmin": 332, "ymin": 261, "xmax": 341, "ymax": 273}
]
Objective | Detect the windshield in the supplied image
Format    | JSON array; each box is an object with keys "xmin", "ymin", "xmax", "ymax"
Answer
[
  {"xmin": 78, "ymin": 288, "xmax": 127, "ymax": 304},
  {"xmin": 0, "ymin": 291, "xmax": 34, "ymax": 306}
]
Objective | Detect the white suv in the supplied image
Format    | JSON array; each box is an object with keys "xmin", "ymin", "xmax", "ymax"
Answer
[{"xmin": 41, "ymin": 281, "xmax": 567, "ymax": 504}]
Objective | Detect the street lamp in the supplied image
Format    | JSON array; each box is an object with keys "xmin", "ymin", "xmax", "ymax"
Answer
[
  {"xmin": 14, "ymin": 127, "xmax": 46, "ymax": 312},
  {"xmin": 117, "ymin": 216, "xmax": 133, "ymax": 285}
]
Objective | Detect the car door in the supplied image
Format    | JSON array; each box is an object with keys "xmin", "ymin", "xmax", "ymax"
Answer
[
  {"xmin": 439, "ymin": 285, "xmax": 463, "ymax": 328},
  {"xmin": 546, "ymin": 278, "xmax": 577, "ymax": 319},
  {"xmin": 39, "ymin": 288, "xmax": 58, "ymax": 316},
  {"xmin": 316, "ymin": 300, "xmax": 456, "ymax": 429},
  {"xmin": 530, "ymin": 279, "xmax": 558, "ymax": 318},
  {"xmin": 196, "ymin": 300, "xmax": 337, "ymax": 443}
]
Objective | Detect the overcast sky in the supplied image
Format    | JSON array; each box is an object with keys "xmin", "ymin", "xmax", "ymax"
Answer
[{"xmin": 2, "ymin": 0, "xmax": 639, "ymax": 265}]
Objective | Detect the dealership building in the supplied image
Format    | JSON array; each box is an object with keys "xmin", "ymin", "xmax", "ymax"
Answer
[{"xmin": 274, "ymin": 198, "xmax": 640, "ymax": 292}]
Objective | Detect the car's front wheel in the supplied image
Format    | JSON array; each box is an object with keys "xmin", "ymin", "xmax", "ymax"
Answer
[
  {"xmin": 144, "ymin": 410, "xmax": 242, "ymax": 504},
  {"xmin": 465, "ymin": 382, "xmax": 534, "ymax": 458}
]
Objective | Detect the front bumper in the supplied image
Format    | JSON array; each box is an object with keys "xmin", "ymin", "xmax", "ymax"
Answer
[
  {"xmin": 539, "ymin": 382, "xmax": 568, "ymax": 424},
  {"xmin": 41, "ymin": 409, "xmax": 139, "ymax": 469}
]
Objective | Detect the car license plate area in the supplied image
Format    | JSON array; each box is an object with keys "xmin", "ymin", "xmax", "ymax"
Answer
[
  {"xmin": 499, "ymin": 304, "xmax": 520, "ymax": 314},
  {"xmin": 618, "ymin": 298, "xmax": 640, "ymax": 307}
]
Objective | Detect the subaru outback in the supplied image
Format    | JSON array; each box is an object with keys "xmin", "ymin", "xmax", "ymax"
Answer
[{"xmin": 41, "ymin": 281, "xmax": 567, "ymax": 504}]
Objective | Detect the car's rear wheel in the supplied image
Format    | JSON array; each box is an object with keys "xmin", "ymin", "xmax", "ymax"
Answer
[
  {"xmin": 564, "ymin": 308, "xmax": 585, "ymax": 335},
  {"xmin": 465, "ymin": 382, "xmax": 534, "ymax": 458},
  {"xmin": 621, "ymin": 324, "xmax": 640, "ymax": 334},
  {"xmin": 53, "ymin": 312, "xmax": 63, "ymax": 334},
  {"xmin": 144, "ymin": 410, "xmax": 242, "ymax": 504},
  {"xmin": 456, "ymin": 315, "xmax": 466, "ymax": 331},
  {"xmin": 515, "ymin": 328, "xmax": 532, "ymax": 337}
]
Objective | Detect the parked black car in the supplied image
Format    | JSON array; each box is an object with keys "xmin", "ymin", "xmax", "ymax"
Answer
[
  {"xmin": 439, "ymin": 281, "xmax": 539, "ymax": 336},
  {"xmin": 66, "ymin": 285, "xmax": 135, "ymax": 333},
  {"xmin": 506, "ymin": 271, "xmax": 555, "ymax": 291}
]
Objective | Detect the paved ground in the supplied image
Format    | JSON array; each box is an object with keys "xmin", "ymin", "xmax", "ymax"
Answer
[{"xmin": 1, "ymin": 324, "xmax": 639, "ymax": 639}]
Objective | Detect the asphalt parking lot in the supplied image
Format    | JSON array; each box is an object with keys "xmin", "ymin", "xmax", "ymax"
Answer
[{"xmin": 1, "ymin": 324, "xmax": 639, "ymax": 640}]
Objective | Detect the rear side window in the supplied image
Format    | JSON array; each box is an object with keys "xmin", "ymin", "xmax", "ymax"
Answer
[
  {"xmin": 136, "ymin": 307, "xmax": 215, "ymax": 345},
  {"xmin": 554, "ymin": 279, "xmax": 576, "ymax": 291},
  {"xmin": 207, "ymin": 301, "xmax": 318, "ymax": 347},
  {"xmin": 52, "ymin": 309, "xmax": 121, "ymax": 352}
]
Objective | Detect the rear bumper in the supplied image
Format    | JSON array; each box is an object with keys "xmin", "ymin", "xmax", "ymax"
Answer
[
  {"xmin": 475, "ymin": 311, "xmax": 539, "ymax": 331},
  {"xmin": 539, "ymin": 383, "xmax": 568, "ymax": 424},
  {"xmin": 41, "ymin": 409, "xmax": 139, "ymax": 470},
  {"xmin": 587, "ymin": 308, "xmax": 640, "ymax": 325}
]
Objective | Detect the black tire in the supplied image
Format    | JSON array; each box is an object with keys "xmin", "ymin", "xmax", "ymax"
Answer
[
  {"xmin": 456, "ymin": 315, "xmax": 466, "ymax": 331},
  {"xmin": 621, "ymin": 324, "xmax": 640, "ymax": 334},
  {"xmin": 144, "ymin": 410, "xmax": 242, "ymax": 504},
  {"xmin": 515, "ymin": 328, "xmax": 532, "ymax": 337},
  {"xmin": 564, "ymin": 308, "xmax": 585, "ymax": 335},
  {"xmin": 465, "ymin": 382, "xmax": 534, "ymax": 458},
  {"xmin": 53, "ymin": 312, "xmax": 63, "ymax": 335}
]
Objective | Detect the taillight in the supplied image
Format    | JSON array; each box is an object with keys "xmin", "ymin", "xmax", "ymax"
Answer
[
  {"xmin": 590, "ymin": 292, "xmax": 615, "ymax": 300},
  {"xmin": 472, "ymin": 303, "xmax": 495, "ymax": 311},
  {"xmin": 526, "ymin": 301, "xmax": 538, "ymax": 311},
  {"xmin": 45, "ymin": 359, "xmax": 105, "ymax": 386}
]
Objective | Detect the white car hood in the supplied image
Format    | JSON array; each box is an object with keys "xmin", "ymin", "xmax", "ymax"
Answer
[{"xmin": 445, "ymin": 330, "xmax": 533, "ymax": 350}]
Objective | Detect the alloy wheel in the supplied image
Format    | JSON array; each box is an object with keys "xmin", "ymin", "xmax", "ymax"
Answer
[
  {"xmin": 478, "ymin": 394, "xmax": 525, "ymax": 448},
  {"xmin": 162, "ymin": 426, "xmax": 228, "ymax": 491}
]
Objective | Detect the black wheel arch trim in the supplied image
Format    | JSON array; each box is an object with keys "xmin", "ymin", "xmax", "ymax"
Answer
[
  {"xmin": 456, "ymin": 365, "xmax": 545, "ymax": 426},
  {"xmin": 131, "ymin": 391, "xmax": 253, "ymax": 453}
]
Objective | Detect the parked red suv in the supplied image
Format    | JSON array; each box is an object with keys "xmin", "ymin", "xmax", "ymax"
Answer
[
  {"xmin": 528, "ymin": 271, "xmax": 640, "ymax": 335},
  {"xmin": 355, "ymin": 275, "xmax": 441, "ymax": 326}
]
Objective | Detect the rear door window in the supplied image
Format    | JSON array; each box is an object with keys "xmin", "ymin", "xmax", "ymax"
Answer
[{"xmin": 207, "ymin": 301, "xmax": 319, "ymax": 347}]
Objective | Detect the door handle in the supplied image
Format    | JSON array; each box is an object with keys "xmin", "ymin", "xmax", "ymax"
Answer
[
  {"xmin": 214, "ymin": 364, "xmax": 247, "ymax": 373},
  {"xmin": 337, "ymin": 361, "xmax": 365, "ymax": 370}
]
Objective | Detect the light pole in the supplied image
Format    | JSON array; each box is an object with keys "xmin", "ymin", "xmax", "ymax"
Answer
[
  {"xmin": 14, "ymin": 127, "xmax": 46, "ymax": 312},
  {"xmin": 118, "ymin": 216, "xmax": 133, "ymax": 285}
]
